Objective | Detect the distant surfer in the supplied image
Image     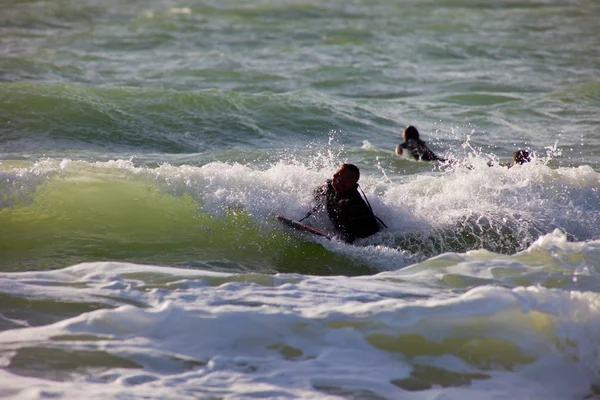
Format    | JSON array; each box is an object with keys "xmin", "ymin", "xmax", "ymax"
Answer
[
  {"xmin": 511, "ymin": 149, "xmax": 531, "ymax": 166},
  {"xmin": 395, "ymin": 125, "xmax": 446, "ymax": 162},
  {"xmin": 300, "ymin": 163, "xmax": 386, "ymax": 243},
  {"xmin": 488, "ymin": 150, "xmax": 531, "ymax": 168}
]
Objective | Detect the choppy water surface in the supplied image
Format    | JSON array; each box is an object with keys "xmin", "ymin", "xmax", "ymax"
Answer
[{"xmin": 1, "ymin": 0, "xmax": 599, "ymax": 398}]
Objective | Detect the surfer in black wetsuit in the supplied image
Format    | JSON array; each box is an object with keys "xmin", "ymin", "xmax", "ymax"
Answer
[
  {"xmin": 395, "ymin": 125, "xmax": 445, "ymax": 162},
  {"xmin": 511, "ymin": 149, "xmax": 531, "ymax": 166},
  {"xmin": 487, "ymin": 149, "xmax": 531, "ymax": 168},
  {"xmin": 301, "ymin": 163, "xmax": 385, "ymax": 243}
]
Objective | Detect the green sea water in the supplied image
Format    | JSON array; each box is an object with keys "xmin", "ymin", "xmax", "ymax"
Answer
[{"xmin": 2, "ymin": 0, "xmax": 599, "ymax": 160}]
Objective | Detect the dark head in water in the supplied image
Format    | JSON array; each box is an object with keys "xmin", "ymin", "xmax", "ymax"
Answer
[
  {"xmin": 402, "ymin": 125, "xmax": 420, "ymax": 142},
  {"xmin": 487, "ymin": 149, "xmax": 532, "ymax": 168},
  {"xmin": 513, "ymin": 150, "xmax": 531, "ymax": 165}
]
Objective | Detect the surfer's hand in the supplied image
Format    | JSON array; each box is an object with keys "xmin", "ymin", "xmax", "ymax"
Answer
[{"xmin": 340, "ymin": 234, "xmax": 354, "ymax": 244}]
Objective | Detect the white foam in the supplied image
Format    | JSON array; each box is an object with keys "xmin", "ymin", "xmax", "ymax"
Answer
[
  {"xmin": 3, "ymin": 157, "xmax": 599, "ymax": 274},
  {"xmin": 5, "ymin": 156, "xmax": 600, "ymax": 236},
  {"xmin": 1, "ymin": 249, "xmax": 600, "ymax": 399}
]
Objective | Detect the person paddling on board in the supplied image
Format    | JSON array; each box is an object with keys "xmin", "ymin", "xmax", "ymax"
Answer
[
  {"xmin": 300, "ymin": 163, "xmax": 386, "ymax": 243},
  {"xmin": 510, "ymin": 149, "xmax": 531, "ymax": 167},
  {"xmin": 395, "ymin": 125, "xmax": 445, "ymax": 162},
  {"xmin": 487, "ymin": 149, "xmax": 531, "ymax": 168}
]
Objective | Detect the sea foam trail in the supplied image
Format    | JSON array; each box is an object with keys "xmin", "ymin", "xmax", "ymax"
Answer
[
  {"xmin": 0, "ymin": 232, "xmax": 599, "ymax": 399},
  {"xmin": 1, "ymin": 157, "xmax": 599, "ymax": 271}
]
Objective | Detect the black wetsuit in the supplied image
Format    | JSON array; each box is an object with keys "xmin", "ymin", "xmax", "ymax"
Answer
[
  {"xmin": 398, "ymin": 138, "xmax": 443, "ymax": 162},
  {"xmin": 313, "ymin": 180, "xmax": 381, "ymax": 243}
]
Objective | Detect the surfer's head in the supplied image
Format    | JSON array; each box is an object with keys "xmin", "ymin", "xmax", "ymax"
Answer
[
  {"xmin": 332, "ymin": 163, "xmax": 360, "ymax": 193},
  {"xmin": 513, "ymin": 150, "xmax": 531, "ymax": 165},
  {"xmin": 403, "ymin": 125, "xmax": 420, "ymax": 142}
]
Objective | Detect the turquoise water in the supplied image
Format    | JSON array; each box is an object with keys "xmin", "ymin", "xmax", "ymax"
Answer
[{"xmin": 1, "ymin": 0, "xmax": 600, "ymax": 398}]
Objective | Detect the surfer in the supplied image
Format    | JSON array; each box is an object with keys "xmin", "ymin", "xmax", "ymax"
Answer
[
  {"xmin": 395, "ymin": 125, "xmax": 446, "ymax": 162},
  {"xmin": 511, "ymin": 149, "xmax": 531, "ymax": 166},
  {"xmin": 300, "ymin": 163, "xmax": 386, "ymax": 243},
  {"xmin": 488, "ymin": 150, "xmax": 531, "ymax": 168}
]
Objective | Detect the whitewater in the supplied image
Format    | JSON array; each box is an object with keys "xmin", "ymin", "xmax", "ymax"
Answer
[{"xmin": 1, "ymin": 0, "xmax": 600, "ymax": 398}]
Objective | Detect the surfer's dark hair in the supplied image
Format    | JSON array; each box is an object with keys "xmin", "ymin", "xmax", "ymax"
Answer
[
  {"xmin": 341, "ymin": 163, "xmax": 360, "ymax": 180},
  {"xmin": 403, "ymin": 125, "xmax": 420, "ymax": 140},
  {"xmin": 513, "ymin": 150, "xmax": 531, "ymax": 165}
]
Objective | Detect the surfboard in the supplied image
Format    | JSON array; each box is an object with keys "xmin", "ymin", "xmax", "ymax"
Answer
[{"xmin": 276, "ymin": 216, "xmax": 331, "ymax": 240}]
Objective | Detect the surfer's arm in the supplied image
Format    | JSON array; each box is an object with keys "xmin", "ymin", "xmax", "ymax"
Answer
[
  {"xmin": 430, "ymin": 149, "xmax": 447, "ymax": 163},
  {"xmin": 300, "ymin": 182, "xmax": 327, "ymax": 222},
  {"xmin": 339, "ymin": 234, "xmax": 356, "ymax": 244},
  {"xmin": 298, "ymin": 208, "xmax": 316, "ymax": 222}
]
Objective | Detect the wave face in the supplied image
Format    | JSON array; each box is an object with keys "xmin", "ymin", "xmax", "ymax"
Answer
[
  {"xmin": 1, "ymin": 157, "xmax": 599, "ymax": 274},
  {"xmin": 0, "ymin": 82, "xmax": 376, "ymax": 154},
  {"xmin": 1, "ymin": 0, "xmax": 600, "ymax": 398}
]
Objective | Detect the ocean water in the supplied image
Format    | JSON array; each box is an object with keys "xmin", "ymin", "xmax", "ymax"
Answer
[{"xmin": 1, "ymin": 0, "xmax": 600, "ymax": 398}]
